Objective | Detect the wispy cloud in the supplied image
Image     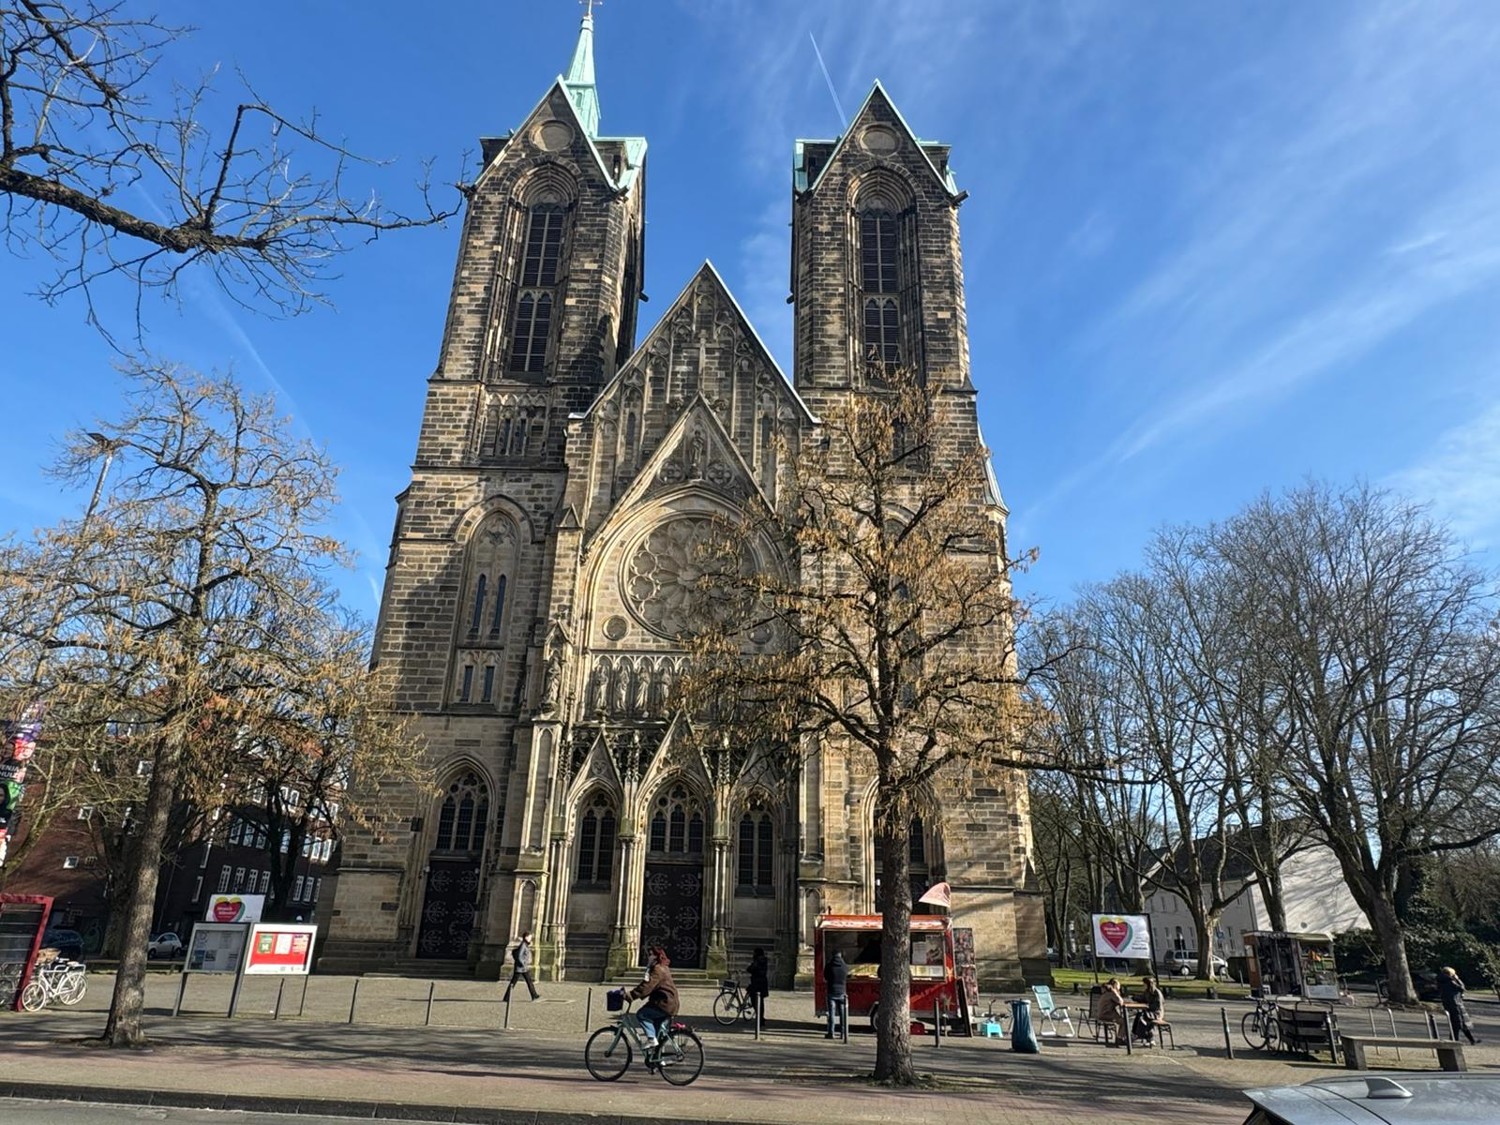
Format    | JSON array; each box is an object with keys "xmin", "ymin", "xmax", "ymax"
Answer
[{"xmin": 1389, "ymin": 385, "xmax": 1500, "ymax": 549}]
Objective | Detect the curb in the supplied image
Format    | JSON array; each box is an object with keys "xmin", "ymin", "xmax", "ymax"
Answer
[{"xmin": 0, "ymin": 1081, "xmax": 742, "ymax": 1125}]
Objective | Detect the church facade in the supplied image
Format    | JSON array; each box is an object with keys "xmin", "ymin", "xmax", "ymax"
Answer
[{"xmin": 322, "ymin": 14, "xmax": 1045, "ymax": 987}]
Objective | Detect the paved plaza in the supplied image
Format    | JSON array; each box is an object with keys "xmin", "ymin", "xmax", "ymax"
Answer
[{"xmin": 0, "ymin": 972, "xmax": 1495, "ymax": 1124}]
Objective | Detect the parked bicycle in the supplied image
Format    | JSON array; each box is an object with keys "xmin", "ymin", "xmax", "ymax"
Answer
[
  {"xmin": 712, "ymin": 976, "xmax": 756, "ymax": 1025},
  {"xmin": 1241, "ymin": 994, "xmax": 1281, "ymax": 1051},
  {"xmin": 21, "ymin": 958, "xmax": 87, "ymax": 1012},
  {"xmin": 585, "ymin": 993, "xmax": 704, "ymax": 1086}
]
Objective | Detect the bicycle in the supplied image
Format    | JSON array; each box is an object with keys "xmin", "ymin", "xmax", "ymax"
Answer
[
  {"xmin": 712, "ymin": 977, "xmax": 756, "ymax": 1025},
  {"xmin": 1240, "ymin": 994, "xmax": 1281, "ymax": 1051},
  {"xmin": 20, "ymin": 958, "xmax": 88, "ymax": 1012},
  {"xmin": 585, "ymin": 994, "xmax": 704, "ymax": 1086}
]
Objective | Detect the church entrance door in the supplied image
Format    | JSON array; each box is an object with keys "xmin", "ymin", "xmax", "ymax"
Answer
[
  {"xmin": 640, "ymin": 861, "xmax": 703, "ymax": 969},
  {"xmin": 416, "ymin": 858, "xmax": 480, "ymax": 959}
]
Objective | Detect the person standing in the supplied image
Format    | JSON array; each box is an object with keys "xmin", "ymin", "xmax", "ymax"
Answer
[
  {"xmin": 1438, "ymin": 965, "xmax": 1480, "ymax": 1045},
  {"xmin": 501, "ymin": 930, "xmax": 540, "ymax": 1002},
  {"xmin": 748, "ymin": 947, "xmax": 770, "ymax": 1026},
  {"xmin": 824, "ymin": 949, "xmax": 849, "ymax": 1039}
]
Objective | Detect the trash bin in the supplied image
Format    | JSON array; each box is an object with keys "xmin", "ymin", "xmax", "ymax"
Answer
[{"xmin": 1011, "ymin": 998, "xmax": 1040, "ymax": 1053}]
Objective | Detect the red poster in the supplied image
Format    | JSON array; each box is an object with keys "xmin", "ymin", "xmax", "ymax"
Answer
[{"xmin": 242, "ymin": 924, "xmax": 317, "ymax": 975}]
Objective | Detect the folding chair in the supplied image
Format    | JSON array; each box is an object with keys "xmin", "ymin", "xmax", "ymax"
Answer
[{"xmin": 1030, "ymin": 985, "xmax": 1076, "ymax": 1037}]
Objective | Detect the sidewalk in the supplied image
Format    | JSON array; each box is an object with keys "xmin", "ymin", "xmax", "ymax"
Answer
[{"xmin": 0, "ymin": 975, "xmax": 1491, "ymax": 1125}]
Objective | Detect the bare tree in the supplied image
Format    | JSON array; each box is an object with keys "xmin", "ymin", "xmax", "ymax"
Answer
[
  {"xmin": 0, "ymin": 2, "xmax": 462, "ymax": 335},
  {"xmin": 1210, "ymin": 483, "xmax": 1500, "ymax": 1005},
  {"xmin": 0, "ymin": 360, "xmax": 427, "ymax": 1046},
  {"xmin": 679, "ymin": 368, "xmax": 1044, "ymax": 1085}
]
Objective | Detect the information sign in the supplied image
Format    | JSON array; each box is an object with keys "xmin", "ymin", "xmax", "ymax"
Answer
[
  {"xmin": 185, "ymin": 921, "xmax": 250, "ymax": 974},
  {"xmin": 243, "ymin": 924, "xmax": 317, "ymax": 976}
]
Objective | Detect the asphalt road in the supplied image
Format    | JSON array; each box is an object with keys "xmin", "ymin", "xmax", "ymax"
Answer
[{"xmin": 0, "ymin": 1103, "xmax": 385, "ymax": 1125}]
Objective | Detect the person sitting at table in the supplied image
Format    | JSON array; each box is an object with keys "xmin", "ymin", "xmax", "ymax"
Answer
[
  {"xmin": 1097, "ymin": 978, "xmax": 1128, "ymax": 1045},
  {"xmin": 1132, "ymin": 975, "xmax": 1165, "ymax": 1045}
]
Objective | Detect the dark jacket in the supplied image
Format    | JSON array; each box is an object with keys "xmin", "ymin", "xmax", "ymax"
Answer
[
  {"xmin": 748, "ymin": 951, "xmax": 770, "ymax": 996},
  {"xmin": 628, "ymin": 962, "xmax": 680, "ymax": 1016},
  {"xmin": 824, "ymin": 952, "xmax": 849, "ymax": 998},
  {"xmin": 1438, "ymin": 973, "xmax": 1467, "ymax": 1008}
]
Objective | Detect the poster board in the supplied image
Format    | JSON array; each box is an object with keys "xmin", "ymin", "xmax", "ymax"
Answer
[
  {"xmin": 205, "ymin": 893, "xmax": 265, "ymax": 926},
  {"xmin": 951, "ymin": 926, "xmax": 979, "ymax": 1036},
  {"xmin": 1091, "ymin": 913, "xmax": 1153, "ymax": 961},
  {"xmin": 185, "ymin": 921, "xmax": 250, "ymax": 974},
  {"xmin": 243, "ymin": 923, "xmax": 317, "ymax": 976}
]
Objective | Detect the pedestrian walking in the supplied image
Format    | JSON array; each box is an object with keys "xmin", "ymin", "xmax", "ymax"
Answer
[
  {"xmin": 824, "ymin": 948, "xmax": 849, "ymax": 1039},
  {"xmin": 1438, "ymin": 965, "xmax": 1481, "ymax": 1045},
  {"xmin": 501, "ymin": 930, "xmax": 540, "ymax": 1002},
  {"xmin": 747, "ymin": 947, "xmax": 770, "ymax": 1025}
]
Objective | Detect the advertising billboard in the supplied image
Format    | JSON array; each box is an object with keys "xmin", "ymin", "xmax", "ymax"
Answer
[
  {"xmin": 205, "ymin": 894, "xmax": 265, "ymax": 926},
  {"xmin": 243, "ymin": 924, "xmax": 317, "ymax": 976},
  {"xmin": 1090, "ymin": 913, "xmax": 1153, "ymax": 961}
]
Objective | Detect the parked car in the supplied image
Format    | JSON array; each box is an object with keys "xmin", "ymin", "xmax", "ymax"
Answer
[
  {"xmin": 1243, "ymin": 1072, "xmax": 1500, "ymax": 1124},
  {"xmin": 1161, "ymin": 949, "xmax": 1229, "ymax": 977},
  {"xmin": 147, "ymin": 932, "xmax": 184, "ymax": 959},
  {"xmin": 41, "ymin": 928, "xmax": 85, "ymax": 961}
]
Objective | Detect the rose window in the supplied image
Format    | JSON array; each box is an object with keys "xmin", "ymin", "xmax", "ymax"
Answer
[{"xmin": 624, "ymin": 517, "xmax": 749, "ymax": 638}]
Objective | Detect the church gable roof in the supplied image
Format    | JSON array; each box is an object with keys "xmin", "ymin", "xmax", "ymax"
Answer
[
  {"xmin": 475, "ymin": 80, "xmax": 645, "ymax": 194},
  {"xmin": 794, "ymin": 82, "xmax": 960, "ymax": 199}
]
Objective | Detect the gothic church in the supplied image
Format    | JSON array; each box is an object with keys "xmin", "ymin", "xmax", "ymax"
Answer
[{"xmin": 323, "ymin": 12, "xmax": 1044, "ymax": 987}]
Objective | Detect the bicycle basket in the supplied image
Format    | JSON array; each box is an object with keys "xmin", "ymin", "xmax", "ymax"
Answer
[
  {"xmin": 720, "ymin": 979, "xmax": 738, "ymax": 989},
  {"xmin": 606, "ymin": 988, "xmax": 624, "ymax": 1012}
]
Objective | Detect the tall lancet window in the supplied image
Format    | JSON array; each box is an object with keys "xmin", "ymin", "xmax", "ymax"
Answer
[
  {"xmin": 859, "ymin": 209, "xmax": 902, "ymax": 373},
  {"xmin": 508, "ymin": 202, "xmax": 568, "ymax": 375}
]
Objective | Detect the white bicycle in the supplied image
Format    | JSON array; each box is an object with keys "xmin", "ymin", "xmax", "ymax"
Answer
[{"xmin": 21, "ymin": 958, "xmax": 88, "ymax": 1011}]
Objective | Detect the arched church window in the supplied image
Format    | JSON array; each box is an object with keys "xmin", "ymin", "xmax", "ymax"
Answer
[
  {"xmin": 489, "ymin": 575, "xmax": 507, "ymax": 639},
  {"xmin": 469, "ymin": 575, "xmax": 487, "ymax": 636},
  {"xmin": 508, "ymin": 203, "xmax": 568, "ymax": 375},
  {"xmin": 859, "ymin": 209, "xmax": 902, "ymax": 373},
  {"xmin": 737, "ymin": 802, "xmax": 775, "ymax": 892},
  {"xmin": 434, "ymin": 771, "xmax": 490, "ymax": 854},
  {"xmin": 647, "ymin": 785, "xmax": 703, "ymax": 857},
  {"xmin": 574, "ymin": 793, "xmax": 616, "ymax": 886}
]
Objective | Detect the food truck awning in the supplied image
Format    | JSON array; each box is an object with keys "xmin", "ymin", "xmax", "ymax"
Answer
[{"xmin": 815, "ymin": 914, "xmax": 949, "ymax": 932}]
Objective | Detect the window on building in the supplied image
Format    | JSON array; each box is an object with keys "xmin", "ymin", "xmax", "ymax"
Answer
[
  {"xmin": 648, "ymin": 785, "xmax": 703, "ymax": 857},
  {"xmin": 459, "ymin": 664, "xmax": 474, "ymax": 702},
  {"xmin": 217, "ymin": 865, "xmax": 232, "ymax": 893},
  {"xmin": 259, "ymin": 870, "xmax": 271, "ymax": 894},
  {"xmin": 481, "ymin": 664, "xmax": 495, "ymax": 704},
  {"xmin": 234, "ymin": 867, "xmax": 247, "ymax": 893},
  {"xmin": 293, "ymin": 875, "xmax": 305, "ymax": 902},
  {"xmin": 433, "ymin": 771, "xmax": 490, "ymax": 854},
  {"xmin": 62, "ymin": 855, "xmax": 79, "ymax": 869},
  {"xmin": 507, "ymin": 203, "xmax": 567, "ymax": 374},
  {"xmin": 469, "ymin": 575, "xmax": 487, "ymax": 635},
  {"xmin": 574, "ymin": 794, "xmax": 616, "ymax": 886},
  {"xmin": 199, "ymin": 846, "xmax": 211, "ymax": 868},
  {"xmin": 191, "ymin": 876, "xmax": 203, "ymax": 903},
  {"xmin": 859, "ymin": 209, "xmax": 902, "ymax": 372},
  {"xmin": 76, "ymin": 805, "xmax": 93, "ymax": 820},
  {"xmin": 313, "ymin": 877, "xmax": 322, "ymax": 902},
  {"xmin": 737, "ymin": 805, "xmax": 775, "ymax": 891}
]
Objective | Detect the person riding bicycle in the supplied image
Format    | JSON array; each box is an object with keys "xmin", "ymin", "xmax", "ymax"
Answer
[{"xmin": 627, "ymin": 945, "xmax": 680, "ymax": 1051}]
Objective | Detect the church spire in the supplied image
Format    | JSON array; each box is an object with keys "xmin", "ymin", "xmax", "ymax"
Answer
[{"xmin": 563, "ymin": 5, "xmax": 600, "ymax": 137}]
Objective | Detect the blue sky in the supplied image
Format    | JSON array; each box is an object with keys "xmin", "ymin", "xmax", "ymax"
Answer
[{"xmin": 3, "ymin": 0, "xmax": 1499, "ymax": 614}]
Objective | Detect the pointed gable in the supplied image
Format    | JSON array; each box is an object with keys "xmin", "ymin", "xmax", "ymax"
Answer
[
  {"xmin": 476, "ymin": 79, "xmax": 643, "ymax": 194},
  {"xmin": 795, "ymin": 82, "xmax": 960, "ymax": 200}
]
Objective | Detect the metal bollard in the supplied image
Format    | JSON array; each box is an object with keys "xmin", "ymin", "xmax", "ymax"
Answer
[
  {"xmin": 841, "ymin": 1000, "xmax": 849, "ymax": 1044},
  {"xmin": 933, "ymin": 1000, "xmax": 942, "ymax": 1047},
  {"xmin": 585, "ymin": 987, "xmax": 592, "ymax": 1032},
  {"xmin": 1388, "ymin": 1009, "xmax": 1401, "ymax": 1062},
  {"xmin": 755, "ymin": 998, "xmax": 761, "ymax": 1041},
  {"xmin": 1220, "ymin": 1007, "xmax": 1234, "ymax": 1060},
  {"xmin": 504, "ymin": 992, "xmax": 512, "ymax": 1030},
  {"xmin": 424, "ymin": 982, "xmax": 435, "ymax": 1027},
  {"xmin": 347, "ymin": 979, "xmax": 360, "ymax": 1025},
  {"xmin": 173, "ymin": 973, "xmax": 190, "ymax": 1018},
  {"xmin": 298, "ymin": 977, "xmax": 308, "ymax": 1018},
  {"xmin": 1324, "ymin": 1011, "xmax": 1337, "ymax": 1065},
  {"xmin": 273, "ymin": 979, "xmax": 285, "ymax": 1020}
]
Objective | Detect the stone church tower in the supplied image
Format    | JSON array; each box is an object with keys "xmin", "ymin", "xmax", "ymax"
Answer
[{"xmin": 323, "ymin": 13, "xmax": 1044, "ymax": 987}]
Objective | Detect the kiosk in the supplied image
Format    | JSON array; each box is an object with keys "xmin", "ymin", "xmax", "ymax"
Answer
[
  {"xmin": 1244, "ymin": 931, "xmax": 1340, "ymax": 1000},
  {"xmin": 813, "ymin": 914, "xmax": 965, "ymax": 1031}
]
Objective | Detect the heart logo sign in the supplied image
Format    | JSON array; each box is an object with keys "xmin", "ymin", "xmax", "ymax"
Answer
[
  {"xmin": 212, "ymin": 897, "xmax": 243, "ymax": 923},
  {"xmin": 1099, "ymin": 918, "xmax": 1133, "ymax": 952}
]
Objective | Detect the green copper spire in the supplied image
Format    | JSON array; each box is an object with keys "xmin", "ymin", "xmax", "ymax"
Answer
[{"xmin": 564, "ymin": 8, "xmax": 600, "ymax": 137}]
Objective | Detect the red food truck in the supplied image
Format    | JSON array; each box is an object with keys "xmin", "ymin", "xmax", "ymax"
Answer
[{"xmin": 813, "ymin": 913, "xmax": 962, "ymax": 1028}]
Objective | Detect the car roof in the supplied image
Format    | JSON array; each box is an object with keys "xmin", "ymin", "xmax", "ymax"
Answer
[{"xmin": 1243, "ymin": 1073, "xmax": 1500, "ymax": 1124}]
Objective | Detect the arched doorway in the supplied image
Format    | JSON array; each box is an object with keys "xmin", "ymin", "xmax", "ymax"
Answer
[
  {"xmin": 416, "ymin": 770, "xmax": 490, "ymax": 960},
  {"xmin": 639, "ymin": 782, "xmax": 706, "ymax": 968}
]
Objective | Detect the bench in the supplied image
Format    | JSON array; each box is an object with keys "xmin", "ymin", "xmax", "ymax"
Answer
[{"xmin": 1340, "ymin": 1034, "xmax": 1467, "ymax": 1072}]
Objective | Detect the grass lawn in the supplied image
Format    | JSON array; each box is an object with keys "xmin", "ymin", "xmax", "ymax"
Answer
[{"xmin": 1045, "ymin": 966, "xmax": 1251, "ymax": 999}]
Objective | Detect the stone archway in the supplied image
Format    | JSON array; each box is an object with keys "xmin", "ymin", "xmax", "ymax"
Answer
[
  {"xmin": 638, "ymin": 781, "xmax": 707, "ymax": 968},
  {"xmin": 416, "ymin": 769, "xmax": 490, "ymax": 960}
]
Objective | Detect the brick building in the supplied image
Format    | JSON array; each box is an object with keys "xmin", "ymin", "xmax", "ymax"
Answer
[{"xmin": 323, "ymin": 13, "xmax": 1044, "ymax": 986}]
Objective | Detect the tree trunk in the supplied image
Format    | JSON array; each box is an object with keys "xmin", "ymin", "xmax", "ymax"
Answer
[
  {"xmin": 873, "ymin": 804, "xmax": 915, "ymax": 1085},
  {"xmin": 1369, "ymin": 894, "xmax": 1416, "ymax": 1005},
  {"xmin": 101, "ymin": 739, "xmax": 182, "ymax": 1046}
]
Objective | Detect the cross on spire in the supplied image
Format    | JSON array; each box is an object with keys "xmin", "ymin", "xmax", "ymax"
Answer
[{"xmin": 580, "ymin": 0, "xmax": 601, "ymax": 18}]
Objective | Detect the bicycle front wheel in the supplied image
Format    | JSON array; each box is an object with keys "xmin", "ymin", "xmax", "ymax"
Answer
[
  {"xmin": 585, "ymin": 1026, "xmax": 632, "ymax": 1081},
  {"xmin": 658, "ymin": 1028, "xmax": 704, "ymax": 1086},
  {"xmin": 1240, "ymin": 1011, "xmax": 1267, "ymax": 1050},
  {"xmin": 712, "ymin": 992, "xmax": 739, "ymax": 1026},
  {"xmin": 20, "ymin": 980, "xmax": 46, "ymax": 1012},
  {"xmin": 56, "ymin": 972, "xmax": 87, "ymax": 1006}
]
